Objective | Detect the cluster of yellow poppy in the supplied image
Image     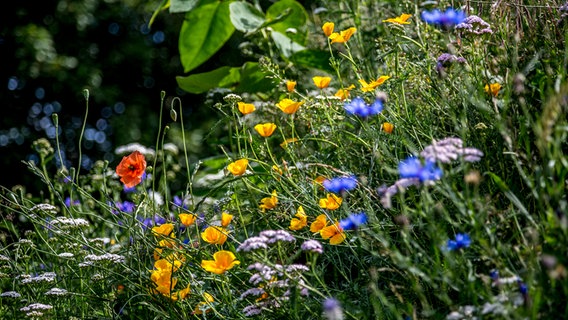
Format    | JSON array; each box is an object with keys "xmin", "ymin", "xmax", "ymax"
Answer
[
  {"xmin": 288, "ymin": 205, "xmax": 346, "ymax": 245},
  {"xmin": 147, "ymin": 212, "xmax": 239, "ymax": 312},
  {"xmin": 150, "ymin": 223, "xmax": 190, "ymax": 301}
]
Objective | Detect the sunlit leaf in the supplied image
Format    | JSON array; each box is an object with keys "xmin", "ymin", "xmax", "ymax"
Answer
[
  {"xmin": 229, "ymin": 1, "xmax": 265, "ymax": 33},
  {"xmin": 179, "ymin": 1, "xmax": 235, "ymax": 73},
  {"xmin": 169, "ymin": 0, "xmax": 199, "ymax": 13},
  {"xmin": 265, "ymin": 0, "xmax": 308, "ymax": 44},
  {"xmin": 176, "ymin": 66, "xmax": 240, "ymax": 94},
  {"xmin": 271, "ymin": 31, "xmax": 305, "ymax": 58}
]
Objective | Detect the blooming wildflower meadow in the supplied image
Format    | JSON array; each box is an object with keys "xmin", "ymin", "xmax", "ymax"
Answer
[{"xmin": 1, "ymin": 1, "xmax": 568, "ymax": 319}]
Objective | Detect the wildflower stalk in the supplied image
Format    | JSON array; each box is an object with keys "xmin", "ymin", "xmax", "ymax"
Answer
[
  {"xmin": 171, "ymin": 97, "xmax": 194, "ymax": 209},
  {"xmin": 75, "ymin": 89, "xmax": 90, "ymax": 184},
  {"xmin": 152, "ymin": 91, "xmax": 167, "ymax": 203}
]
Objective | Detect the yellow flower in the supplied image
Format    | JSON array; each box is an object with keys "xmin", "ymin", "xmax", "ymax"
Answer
[
  {"xmin": 259, "ymin": 190, "xmax": 278, "ymax": 212},
  {"xmin": 227, "ymin": 158, "xmax": 248, "ymax": 176},
  {"xmin": 152, "ymin": 223, "xmax": 174, "ymax": 237},
  {"xmin": 310, "ymin": 214, "xmax": 328, "ymax": 233},
  {"xmin": 312, "ymin": 76, "xmax": 332, "ymax": 89},
  {"xmin": 382, "ymin": 122, "xmax": 394, "ymax": 134},
  {"xmin": 237, "ymin": 102, "xmax": 255, "ymax": 115},
  {"xmin": 329, "ymin": 27, "xmax": 357, "ymax": 44},
  {"xmin": 154, "ymin": 258, "xmax": 182, "ymax": 273},
  {"xmin": 322, "ymin": 22, "xmax": 334, "ymax": 37},
  {"xmin": 277, "ymin": 98, "xmax": 304, "ymax": 114},
  {"xmin": 201, "ymin": 226, "xmax": 228, "ymax": 245},
  {"xmin": 286, "ymin": 80, "xmax": 297, "ymax": 92},
  {"xmin": 254, "ymin": 123, "xmax": 277, "ymax": 137},
  {"xmin": 320, "ymin": 222, "xmax": 346, "ymax": 245},
  {"xmin": 334, "ymin": 84, "xmax": 356, "ymax": 100},
  {"xmin": 179, "ymin": 213, "xmax": 197, "ymax": 227},
  {"xmin": 193, "ymin": 292, "xmax": 215, "ymax": 314},
  {"xmin": 289, "ymin": 206, "xmax": 308, "ymax": 230},
  {"xmin": 359, "ymin": 76, "xmax": 390, "ymax": 92},
  {"xmin": 485, "ymin": 83, "xmax": 501, "ymax": 97},
  {"xmin": 272, "ymin": 165, "xmax": 283, "ymax": 176},
  {"xmin": 383, "ymin": 13, "xmax": 412, "ymax": 25},
  {"xmin": 221, "ymin": 212, "xmax": 233, "ymax": 228},
  {"xmin": 151, "ymin": 269, "xmax": 176, "ymax": 296},
  {"xmin": 171, "ymin": 285, "xmax": 191, "ymax": 302},
  {"xmin": 201, "ymin": 250, "xmax": 240, "ymax": 274},
  {"xmin": 280, "ymin": 138, "xmax": 298, "ymax": 148},
  {"xmin": 319, "ymin": 194, "xmax": 343, "ymax": 210}
]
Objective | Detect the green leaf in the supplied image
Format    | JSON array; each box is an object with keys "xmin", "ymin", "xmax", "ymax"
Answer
[
  {"xmin": 265, "ymin": 0, "xmax": 308, "ymax": 45},
  {"xmin": 271, "ymin": 31, "xmax": 305, "ymax": 58},
  {"xmin": 176, "ymin": 66, "xmax": 240, "ymax": 94},
  {"xmin": 229, "ymin": 2, "xmax": 265, "ymax": 33},
  {"xmin": 290, "ymin": 49, "xmax": 334, "ymax": 74},
  {"xmin": 169, "ymin": 0, "xmax": 200, "ymax": 13},
  {"xmin": 235, "ymin": 62, "xmax": 274, "ymax": 93},
  {"xmin": 179, "ymin": 1, "xmax": 235, "ymax": 73}
]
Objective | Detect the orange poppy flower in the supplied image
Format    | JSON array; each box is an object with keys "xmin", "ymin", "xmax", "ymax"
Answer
[
  {"xmin": 382, "ymin": 122, "xmax": 394, "ymax": 134},
  {"xmin": 237, "ymin": 102, "xmax": 256, "ymax": 115},
  {"xmin": 286, "ymin": 80, "xmax": 297, "ymax": 92},
  {"xmin": 320, "ymin": 222, "xmax": 346, "ymax": 245},
  {"xmin": 383, "ymin": 13, "xmax": 412, "ymax": 25},
  {"xmin": 116, "ymin": 151, "xmax": 146, "ymax": 188},
  {"xmin": 313, "ymin": 76, "xmax": 332, "ymax": 89},
  {"xmin": 254, "ymin": 123, "xmax": 277, "ymax": 137}
]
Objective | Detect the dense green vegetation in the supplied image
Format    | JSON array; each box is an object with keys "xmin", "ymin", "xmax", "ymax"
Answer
[{"xmin": 1, "ymin": 0, "xmax": 567, "ymax": 319}]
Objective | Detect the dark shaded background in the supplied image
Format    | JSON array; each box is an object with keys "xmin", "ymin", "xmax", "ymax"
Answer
[{"xmin": 0, "ymin": 0, "xmax": 234, "ymax": 194}]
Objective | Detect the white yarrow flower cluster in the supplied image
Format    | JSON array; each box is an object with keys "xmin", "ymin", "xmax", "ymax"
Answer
[
  {"xmin": 45, "ymin": 288, "xmax": 69, "ymax": 296},
  {"xmin": 84, "ymin": 253, "xmax": 125, "ymax": 264},
  {"xmin": 21, "ymin": 272, "xmax": 57, "ymax": 284},
  {"xmin": 58, "ymin": 252, "xmax": 74, "ymax": 258},
  {"xmin": 50, "ymin": 217, "xmax": 90, "ymax": 229},
  {"xmin": 20, "ymin": 303, "xmax": 53, "ymax": 312},
  {"xmin": 0, "ymin": 291, "xmax": 22, "ymax": 298},
  {"xmin": 31, "ymin": 203, "xmax": 58, "ymax": 214}
]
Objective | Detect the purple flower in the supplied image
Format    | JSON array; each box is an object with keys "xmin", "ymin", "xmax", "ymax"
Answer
[
  {"xmin": 323, "ymin": 176, "xmax": 357, "ymax": 194},
  {"xmin": 446, "ymin": 233, "xmax": 471, "ymax": 251},
  {"xmin": 421, "ymin": 8, "xmax": 467, "ymax": 28},
  {"xmin": 64, "ymin": 197, "xmax": 80, "ymax": 207},
  {"xmin": 398, "ymin": 157, "xmax": 443, "ymax": 182},
  {"xmin": 301, "ymin": 240, "xmax": 324, "ymax": 254},
  {"xmin": 112, "ymin": 201, "xmax": 135, "ymax": 214},
  {"xmin": 323, "ymin": 298, "xmax": 343, "ymax": 320},
  {"xmin": 344, "ymin": 97, "xmax": 383, "ymax": 117},
  {"xmin": 455, "ymin": 15, "xmax": 493, "ymax": 35},
  {"xmin": 339, "ymin": 212, "xmax": 368, "ymax": 230}
]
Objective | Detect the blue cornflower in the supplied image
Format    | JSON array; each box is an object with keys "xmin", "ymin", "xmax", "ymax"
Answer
[
  {"xmin": 344, "ymin": 97, "xmax": 383, "ymax": 117},
  {"xmin": 421, "ymin": 8, "xmax": 467, "ymax": 28},
  {"xmin": 118, "ymin": 201, "xmax": 135, "ymax": 213},
  {"xmin": 323, "ymin": 176, "xmax": 358, "ymax": 194},
  {"xmin": 64, "ymin": 197, "xmax": 80, "ymax": 207},
  {"xmin": 173, "ymin": 195, "xmax": 189, "ymax": 209},
  {"xmin": 398, "ymin": 156, "xmax": 442, "ymax": 182},
  {"xmin": 339, "ymin": 212, "xmax": 368, "ymax": 230},
  {"xmin": 446, "ymin": 233, "xmax": 471, "ymax": 251}
]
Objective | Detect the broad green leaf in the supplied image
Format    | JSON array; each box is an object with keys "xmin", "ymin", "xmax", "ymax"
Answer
[
  {"xmin": 169, "ymin": 0, "xmax": 200, "ymax": 13},
  {"xmin": 176, "ymin": 66, "xmax": 240, "ymax": 94},
  {"xmin": 271, "ymin": 31, "xmax": 305, "ymax": 58},
  {"xmin": 179, "ymin": 1, "xmax": 235, "ymax": 73},
  {"xmin": 265, "ymin": 0, "xmax": 308, "ymax": 44},
  {"xmin": 229, "ymin": 2, "xmax": 265, "ymax": 33},
  {"xmin": 290, "ymin": 49, "xmax": 334, "ymax": 74},
  {"xmin": 235, "ymin": 62, "xmax": 274, "ymax": 93}
]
